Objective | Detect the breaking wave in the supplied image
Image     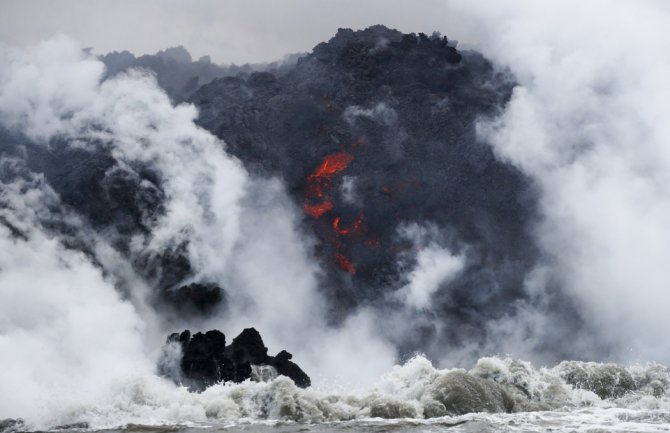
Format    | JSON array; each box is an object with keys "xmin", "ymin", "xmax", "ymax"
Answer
[{"xmin": 8, "ymin": 356, "xmax": 669, "ymax": 431}]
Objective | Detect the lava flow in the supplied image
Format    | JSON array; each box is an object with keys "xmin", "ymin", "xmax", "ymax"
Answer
[
  {"xmin": 304, "ymin": 151, "xmax": 354, "ymax": 220},
  {"xmin": 306, "ymin": 152, "xmax": 354, "ymax": 200},
  {"xmin": 333, "ymin": 215, "xmax": 365, "ymax": 236},
  {"xmin": 336, "ymin": 253, "xmax": 356, "ymax": 275},
  {"xmin": 303, "ymin": 202, "xmax": 334, "ymax": 218},
  {"xmin": 304, "ymin": 150, "xmax": 372, "ymax": 275}
]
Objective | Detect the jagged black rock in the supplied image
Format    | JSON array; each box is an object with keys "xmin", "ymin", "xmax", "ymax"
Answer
[{"xmin": 161, "ymin": 328, "xmax": 310, "ymax": 391}]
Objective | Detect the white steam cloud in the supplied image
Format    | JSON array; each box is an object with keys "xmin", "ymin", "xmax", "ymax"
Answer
[
  {"xmin": 0, "ymin": 171, "xmax": 152, "ymax": 422},
  {"xmin": 446, "ymin": 0, "xmax": 670, "ymax": 364},
  {"xmin": 3, "ymin": 0, "xmax": 670, "ymax": 425},
  {"xmin": 0, "ymin": 36, "xmax": 395, "ymax": 425},
  {"xmin": 400, "ymin": 245, "xmax": 464, "ymax": 310},
  {"xmin": 395, "ymin": 223, "xmax": 465, "ymax": 310}
]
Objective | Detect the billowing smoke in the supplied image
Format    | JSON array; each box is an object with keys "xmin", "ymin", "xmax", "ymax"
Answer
[
  {"xmin": 446, "ymin": 0, "xmax": 670, "ymax": 363},
  {"xmin": 0, "ymin": 36, "xmax": 395, "ymax": 424}
]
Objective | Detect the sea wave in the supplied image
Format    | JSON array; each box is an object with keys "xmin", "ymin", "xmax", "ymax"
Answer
[{"xmin": 5, "ymin": 355, "xmax": 669, "ymax": 431}]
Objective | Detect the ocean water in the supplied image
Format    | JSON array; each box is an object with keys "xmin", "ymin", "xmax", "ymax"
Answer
[
  {"xmin": 83, "ymin": 408, "xmax": 670, "ymax": 433},
  {"xmin": 4, "ymin": 356, "xmax": 670, "ymax": 433},
  {"xmin": 107, "ymin": 410, "xmax": 670, "ymax": 433}
]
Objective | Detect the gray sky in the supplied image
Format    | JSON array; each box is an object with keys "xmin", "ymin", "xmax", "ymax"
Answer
[{"xmin": 0, "ymin": 0, "xmax": 482, "ymax": 64}]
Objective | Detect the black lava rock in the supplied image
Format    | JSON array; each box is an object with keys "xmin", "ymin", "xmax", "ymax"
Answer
[
  {"xmin": 161, "ymin": 327, "xmax": 310, "ymax": 391},
  {"xmin": 268, "ymin": 350, "xmax": 311, "ymax": 388},
  {"xmin": 189, "ymin": 25, "xmax": 550, "ymax": 358},
  {"xmin": 224, "ymin": 327, "xmax": 269, "ymax": 364}
]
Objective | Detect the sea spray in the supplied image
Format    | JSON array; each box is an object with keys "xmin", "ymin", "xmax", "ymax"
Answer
[{"xmin": 3, "ymin": 355, "xmax": 667, "ymax": 431}]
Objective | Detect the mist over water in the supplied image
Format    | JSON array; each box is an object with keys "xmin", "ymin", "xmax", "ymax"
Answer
[{"xmin": 1, "ymin": 0, "xmax": 670, "ymax": 431}]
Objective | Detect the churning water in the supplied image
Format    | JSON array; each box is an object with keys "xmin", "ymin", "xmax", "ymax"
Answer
[{"xmin": 3, "ymin": 356, "xmax": 670, "ymax": 432}]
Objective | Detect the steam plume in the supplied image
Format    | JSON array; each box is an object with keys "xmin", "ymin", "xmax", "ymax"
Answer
[
  {"xmin": 448, "ymin": 0, "xmax": 670, "ymax": 363},
  {"xmin": 0, "ymin": 36, "xmax": 395, "ymax": 424}
]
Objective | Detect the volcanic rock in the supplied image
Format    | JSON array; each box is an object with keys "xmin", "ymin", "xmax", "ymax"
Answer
[
  {"xmin": 0, "ymin": 24, "xmax": 572, "ymax": 369},
  {"xmin": 161, "ymin": 327, "xmax": 311, "ymax": 391},
  {"xmin": 269, "ymin": 349, "xmax": 311, "ymax": 388},
  {"xmin": 190, "ymin": 25, "xmax": 545, "ymax": 358}
]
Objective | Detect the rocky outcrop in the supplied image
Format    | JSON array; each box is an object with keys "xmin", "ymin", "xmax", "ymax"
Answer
[
  {"xmin": 160, "ymin": 327, "xmax": 310, "ymax": 391},
  {"xmin": 189, "ymin": 25, "xmax": 552, "ymax": 359}
]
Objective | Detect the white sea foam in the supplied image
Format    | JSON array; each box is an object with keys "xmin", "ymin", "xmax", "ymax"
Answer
[{"xmin": 3, "ymin": 355, "xmax": 666, "ymax": 431}]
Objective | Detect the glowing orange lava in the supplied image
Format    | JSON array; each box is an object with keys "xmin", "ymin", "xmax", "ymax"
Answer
[
  {"xmin": 332, "ymin": 215, "xmax": 365, "ymax": 236},
  {"xmin": 303, "ymin": 149, "xmax": 377, "ymax": 275},
  {"xmin": 303, "ymin": 201, "xmax": 334, "ymax": 218},
  {"xmin": 336, "ymin": 253, "xmax": 356, "ymax": 275},
  {"xmin": 305, "ymin": 152, "xmax": 354, "ymax": 200},
  {"xmin": 304, "ymin": 151, "xmax": 353, "ymax": 218},
  {"xmin": 311, "ymin": 152, "xmax": 353, "ymax": 178}
]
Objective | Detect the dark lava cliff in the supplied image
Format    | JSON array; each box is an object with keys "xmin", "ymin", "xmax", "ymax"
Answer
[
  {"xmin": 0, "ymin": 26, "xmax": 584, "ymax": 367},
  {"xmin": 189, "ymin": 26, "xmax": 544, "ymax": 356}
]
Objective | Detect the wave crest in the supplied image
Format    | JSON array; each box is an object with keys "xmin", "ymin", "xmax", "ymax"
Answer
[{"xmin": 15, "ymin": 355, "xmax": 668, "ymax": 430}]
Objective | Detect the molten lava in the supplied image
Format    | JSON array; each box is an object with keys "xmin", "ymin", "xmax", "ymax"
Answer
[
  {"xmin": 336, "ymin": 253, "xmax": 356, "ymax": 275},
  {"xmin": 311, "ymin": 152, "xmax": 353, "ymax": 178},
  {"xmin": 304, "ymin": 151, "xmax": 353, "ymax": 219},
  {"xmin": 333, "ymin": 216, "xmax": 365, "ymax": 236},
  {"xmin": 305, "ymin": 152, "xmax": 354, "ymax": 200},
  {"xmin": 303, "ymin": 201, "xmax": 334, "ymax": 218},
  {"xmin": 303, "ymin": 150, "xmax": 375, "ymax": 275}
]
